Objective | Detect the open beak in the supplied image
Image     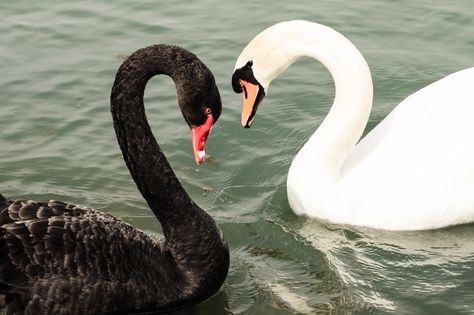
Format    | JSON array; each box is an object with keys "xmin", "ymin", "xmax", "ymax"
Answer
[
  {"xmin": 191, "ymin": 112, "xmax": 214, "ymax": 165},
  {"xmin": 240, "ymin": 79, "xmax": 263, "ymax": 128}
]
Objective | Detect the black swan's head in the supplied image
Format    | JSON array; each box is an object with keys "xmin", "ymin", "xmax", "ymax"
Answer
[
  {"xmin": 111, "ymin": 44, "xmax": 222, "ymax": 165},
  {"xmin": 173, "ymin": 52, "xmax": 222, "ymax": 164}
]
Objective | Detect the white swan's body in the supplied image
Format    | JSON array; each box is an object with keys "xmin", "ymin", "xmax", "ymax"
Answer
[{"xmin": 234, "ymin": 20, "xmax": 474, "ymax": 230}]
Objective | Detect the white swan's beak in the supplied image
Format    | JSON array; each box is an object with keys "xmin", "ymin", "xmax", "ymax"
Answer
[
  {"xmin": 240, "ymin": 80, "xmax": 261, "ymax": 128},
  {"xmin": 191, "ymin": 112, "xmax": 214, "ymax": 165}
]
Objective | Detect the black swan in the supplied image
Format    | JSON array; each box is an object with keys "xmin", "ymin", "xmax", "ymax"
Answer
[{"xmin": 0, "ymin": 44, "xmax": 229, "ymax": 314}]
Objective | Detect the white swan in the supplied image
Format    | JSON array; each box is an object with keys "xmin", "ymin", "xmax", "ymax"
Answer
[
  {"xmin": 231, "ymin": 20, "xmax": 474, "ymax": 230},
  {"xmin": 1, "ymin": 45, "xmax": 229, "ymax": 314}
]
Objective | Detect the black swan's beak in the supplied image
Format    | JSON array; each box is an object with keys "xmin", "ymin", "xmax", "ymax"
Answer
[{"xmin": 191, "ymin": 112, "xmax": 214, "ymax": 164}]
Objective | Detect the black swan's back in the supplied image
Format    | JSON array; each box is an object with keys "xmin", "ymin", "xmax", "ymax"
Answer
[
  {"xmin": 0, "ymin": 44, "xmax": 228, "ymax": 314},
  {"xmin": 0, "ymin": 198, "xmax": 184, "ymax": 314}
]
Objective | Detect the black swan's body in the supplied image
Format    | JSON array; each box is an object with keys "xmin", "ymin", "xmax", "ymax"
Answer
[{"xmin": 0, "ymin": 45, "xmax": 229, "ymax": 314}]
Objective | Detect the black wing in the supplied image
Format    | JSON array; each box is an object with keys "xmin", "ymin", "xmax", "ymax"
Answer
[{"xmin": 0, "ymin": 194, "xmax": 173, "ymax": 314}]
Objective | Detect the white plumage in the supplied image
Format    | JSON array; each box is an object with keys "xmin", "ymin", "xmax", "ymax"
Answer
[{"xmin": 235, "ymin": 20, "xmax": 474, "ymax": 230}]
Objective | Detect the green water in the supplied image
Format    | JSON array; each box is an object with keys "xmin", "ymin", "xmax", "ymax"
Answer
[{"xmin": 1, "ymin": 0, "xmax": 473, "ymax": 314}]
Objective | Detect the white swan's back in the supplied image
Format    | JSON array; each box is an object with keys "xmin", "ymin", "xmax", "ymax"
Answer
[{"xmin": 334, "ymin": 68, "xmax": 474, "ymax": 230}]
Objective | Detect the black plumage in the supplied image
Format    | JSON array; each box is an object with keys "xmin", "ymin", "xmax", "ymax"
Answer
[{"xmin": 0, "ymin": 44, "xmax": 229, "ymax": 314}]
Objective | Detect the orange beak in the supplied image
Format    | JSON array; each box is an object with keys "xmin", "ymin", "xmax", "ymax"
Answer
[
  {"xmin": 191, "ymin": 111, "xmax": 214, "ymax": 165},
  {"xmin": 240, "ymin": 79, "xmax": 260, "ymax": 128}
]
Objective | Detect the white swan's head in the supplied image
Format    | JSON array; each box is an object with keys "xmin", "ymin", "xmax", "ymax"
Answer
[
  {"xmin": 232, "ymin": 20, "xmax": 373, "ymax": 130},
  {"xmin": 232, "ymin": 21, "xmax": 307, "ymax": 127}
]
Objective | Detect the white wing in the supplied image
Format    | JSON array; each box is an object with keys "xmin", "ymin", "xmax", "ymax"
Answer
[{"xmin": 337, "ymin": 68, "xmax": 474, "ymax": 229}]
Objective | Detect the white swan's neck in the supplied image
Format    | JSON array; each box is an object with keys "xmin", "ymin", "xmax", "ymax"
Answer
[
  {"xmin": 236, "ymin": 21, "xmax": 373, "ymax": 212},
  {"xmin": 293, "ymin": 23, "xmax": 373, "ymax": 176},
  {"xmin": 290, "ymin": 22, "xmax": 373, "ymax": 212}
]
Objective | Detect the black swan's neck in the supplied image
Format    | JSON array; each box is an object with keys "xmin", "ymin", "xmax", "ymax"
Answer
[
  {"xmin": 110, "ymin": 45, "xmax": 228, "ymax": 301},
  {"xmin": 110, "ymin": 45, "xmax": 192, "ymax": 224}
]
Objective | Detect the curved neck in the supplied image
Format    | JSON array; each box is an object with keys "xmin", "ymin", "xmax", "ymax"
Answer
[
  {"xmin": 297, "ymin": 24, "xmax": 373, "ymax": 181},
  {"xmin": 255, "ymin": 21, "xmax": 373, "ymax": 185},
  {"xmin": 110, "ymin": 45, "xmax": 193, "ymax": 227},
  {"xmin": 110, "ymin": 45, "xmax": 228, "ymax": 300}
]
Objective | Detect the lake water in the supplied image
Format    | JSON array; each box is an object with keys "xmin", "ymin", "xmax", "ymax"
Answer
[{"xmin": 1, "ymin": 0, "xmax": 473, "ymax": 314}]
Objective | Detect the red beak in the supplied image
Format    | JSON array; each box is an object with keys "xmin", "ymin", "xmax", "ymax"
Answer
[{"xmin": 191, "ymin": 112, "xmax": 214, "ymax": 164}]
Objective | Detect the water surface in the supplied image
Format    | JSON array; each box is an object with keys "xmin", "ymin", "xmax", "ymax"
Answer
[{"xmin": 1, "ymin": 0, "xmax": 473, "ymax": 314}]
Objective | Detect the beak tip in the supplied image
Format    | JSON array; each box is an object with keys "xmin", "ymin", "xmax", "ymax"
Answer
[
  {"xmin": 241, "ymin": 116, "xmax": 252, "ymax": 128},
  {"xmin": 194, "ymin": 150, "xmax": 206, "ymax": 165},
  {"xmin": 241, "ymin": 117, "xmax": 253, "ymax": 128}
]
